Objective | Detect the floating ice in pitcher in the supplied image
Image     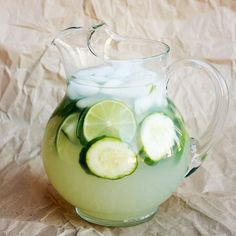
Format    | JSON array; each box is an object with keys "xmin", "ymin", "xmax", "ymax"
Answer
[
  {"xmin": 100, "ymin": 68, "xmax": 160, "ymax": 98},
  {"xmin": 134, "ymin": 95, "xmax": 153, "ymax": 115},
  {"xmin": 76, "ymin": 94, "xmax": 108, "ymax": 108},
  {"xmin": 103, "ymin": 79, "xmax": 123, "ymax": 87},
  {"xmin": 111, "ymin": 62, "xmax": 145, "ymax": 79},
  {"xmin": 134, "ymin": 79, "xmax": 167, "ymax": 114},
  {"xmin": 67, "ymin": 79, "xmax": 100, "ymax": 99},
  {"xmin": 74, "ymin": 65, "xmax": 114, "ymax": 77},
  {"xmin": 68, "ymin": 65, "xmax": 165, "ymax": 101},
  {"xmin": 126, "ymin": 70, "xmax": 158, "ymax": 85},
  {"xmin": 73, "ymin": 65, "xmax": 114, "ymax": 83},
  {"xmin": 95, "ymin": 65, "xmax": 114, "ymax": 77},
  {"xmin": 153, "ymin": 80, "xmax": 167, "ymax": 107},
  {"xmin": 101, "ymin": 84, "xmax": 151, "ymax": 98},
  {"xmin": 100, "ymin": 78, "xmax": 141, "ymax": 98}
]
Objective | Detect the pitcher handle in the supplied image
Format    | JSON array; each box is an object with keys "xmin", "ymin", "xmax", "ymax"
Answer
[{"xmin": 166, "ymin": 59, "xmax": 229, "ymax": 177}]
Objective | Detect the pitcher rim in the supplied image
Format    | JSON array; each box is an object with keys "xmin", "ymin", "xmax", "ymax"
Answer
[
  {"xmin": 52, "ymin": 25, "xmax": 170, "ymax": 63},
  {"xmin": 89, "ymin": 24, "xmax": 170, "ymax": 62}
]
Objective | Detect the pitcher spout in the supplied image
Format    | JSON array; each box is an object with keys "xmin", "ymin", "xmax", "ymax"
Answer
[
  {"xmin": 52, "ymin": 26, "xmax": 97, "ymax": 78},
  {"xmin": 52, "ymin": 23, "xmax": 169, "ymax": 81}
]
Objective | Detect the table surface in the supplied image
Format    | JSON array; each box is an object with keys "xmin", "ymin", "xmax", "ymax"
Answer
[{"xmin": 0, "ymin": 1, "xmax": 235, "ymax": 235}]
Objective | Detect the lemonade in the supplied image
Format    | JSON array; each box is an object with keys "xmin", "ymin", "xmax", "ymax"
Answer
[
  {"xmin": 42, "ymin": 65, "xmax": 190, "ymax": 226},
  {"xmin": 42, "ymin": 23, "xmax": 229, "ymax": 226}
]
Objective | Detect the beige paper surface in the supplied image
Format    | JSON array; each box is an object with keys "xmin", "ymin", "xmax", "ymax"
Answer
[{"xmin": 0, "ymin": 1, "xmax": 235, "ymax": 235}]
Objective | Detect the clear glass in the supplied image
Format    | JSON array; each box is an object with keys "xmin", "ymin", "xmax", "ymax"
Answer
[
  {"xmin": 42, "ymin": 23, "xmax": 229, "ymax": 226},
  {"xmin": 167, "ymin": 59, "xmax": 229, "ymax": 175}
]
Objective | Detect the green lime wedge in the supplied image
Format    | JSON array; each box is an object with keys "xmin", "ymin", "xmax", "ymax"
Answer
[
  {"xmin": 58, "ymin": 113, "xmax": 80, "ymax": 144},
  {"xmin": 56, "ymin": 130, "xmax": 81, "ymax": 164},
  {"xmin": 83, "ymin": 100, "xmax": 136, "ymax": 142},
  {"xmin": 56, "ymin": 113, "xmax": 81, "ymax": 163}
]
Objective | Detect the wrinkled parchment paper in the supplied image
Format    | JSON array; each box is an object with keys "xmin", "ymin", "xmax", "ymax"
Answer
[{"xmin": 0, "ymin": 1, "xmax": 235, "ymax": 235}]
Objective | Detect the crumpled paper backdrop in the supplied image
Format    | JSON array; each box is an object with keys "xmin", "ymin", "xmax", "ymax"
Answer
[{"xmin": 0, "ymin": 0, "xmax": 235, "ymax": 235}]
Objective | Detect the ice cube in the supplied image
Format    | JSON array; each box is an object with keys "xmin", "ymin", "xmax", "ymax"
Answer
[
  {"xmin": 76, "ymin": 95, "xmax": 107, "ymax": 108},
  {"xmin": 100, "ymin": 79, "xmax": 124, "ymax": 96},
  {"xmin": 111, "ymin": 61, "xmax": 145, "ymax": 79},
  {"xmin": 101, "ymin": 85, "xmax": 150, "ymax": 98},
  {"xmin": 75, "ymin": 66, "xmax": 113, "ymax": 77},
  {"xmin": 95, "ymin": 65, "xmax": 114, "ymax": 77},
  {"xmin": 112, "ymin": 67, "xmax": 133, "ymax": 79},
  {"xmin": 103, "ymin": 79, "xmax": 124, "ymax": 87},
  {"xmin": 67, "ymin": 80, "xmax": 100, "ymax": 99},
  {"xmin": 134, "ymin": 95, "xmax": 153, "ymax": 115},
  {"xmin": 90, "ymin": 76, "xmax": 110, "ymax": 83},
  {"xmin": 99, "ymin": 69, "xmax": 162, "ymax": 99},
  {"xmin": 134, "ymin": 79, "xmax": 167, "ymax": 114},
  {"xmin": 74, "ymin": 66, "xmax": 101, "ymax": 77},
  {"xmin": 152, "ymin": 80, "xmax": 167, "ymax": 107},
  {"xmin": 74, "ymin": 65, "xmax": 114, "ymax": 83},
  {"xmin": 127, "ymin": 70, "xmax": 158, "ymax": 86}
]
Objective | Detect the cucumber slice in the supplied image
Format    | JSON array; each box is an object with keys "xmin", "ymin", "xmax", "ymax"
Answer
[
  {"xmin": 140, "ymin": 113, "xmax": 179, "ymax": 163},
  {"xmin": 79, "ymin": 136, "xmax": 106, "ymax": 174},
  {"xmin": 85, "ymin": 137, "xmax": 137, "ymax": 179},
  {"xmin": 82, "ymin": 100, "xmax": 136, "ymax": 143}
]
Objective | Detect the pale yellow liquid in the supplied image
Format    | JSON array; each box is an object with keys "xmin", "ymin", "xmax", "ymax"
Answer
[{"xmin": 42, "ymin": 101, "xmax": 190, "ymax": 221}]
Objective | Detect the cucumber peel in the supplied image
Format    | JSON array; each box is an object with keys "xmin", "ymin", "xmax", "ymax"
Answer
[
  {"xmin": 140, "ymin": 112, "xmax": 181, "ymax": 164},
  {"xmin": 81, "ymin": 137, "xmax": 137, "ymax": 180},
  {"xmin": 79, "ymin": 136, "xmax": 106, "ymax": 174}
]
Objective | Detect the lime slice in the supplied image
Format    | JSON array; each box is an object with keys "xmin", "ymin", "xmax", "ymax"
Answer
[
  {"xmin": 58, "ymin": 113, "xmax": 80, "ymax": 144},
  {"xmin": 83, "ymin": 100, "xmax": 136, "ymax": 142},
  {"xmin": 56, "ymin": 113, "xmax": 81, "ymax": 163},
  {"xmin": 56, "ymin": 130, "xmax": 82, "ymax": 164}
]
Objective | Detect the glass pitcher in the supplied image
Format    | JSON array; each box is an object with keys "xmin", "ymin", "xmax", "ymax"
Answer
[{"xmin": 42, "ymin": 23, "xmax": 229, "ymax": 227}]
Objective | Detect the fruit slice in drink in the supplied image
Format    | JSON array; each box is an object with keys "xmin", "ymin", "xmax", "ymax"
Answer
[
  {"xmin": 82, "ymin": 100, "xmax": 136, "ymax": 143},
  {"xmin": 56, "ymin": 113, "xmax": 81, "ymax": 163},
  {"xmin": 140, "ymin": 112, "xmax": 179, "ymax": 164},
  {"xmin": 83, "ymin": 137, "xmax": 137, "ymax": 179}
]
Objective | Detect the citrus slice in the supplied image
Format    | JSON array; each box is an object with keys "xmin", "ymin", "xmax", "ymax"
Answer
[
  {"xmin": 56, "ymin": 113, "xmax": 81, "ymax": 163},
  {"xmin": 57, "ymin": 113, "xmax": 80, "ymax": 144},
  {"xmin": 82, "ymin": 100, "xmax": 136, "ymax": 142}
]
